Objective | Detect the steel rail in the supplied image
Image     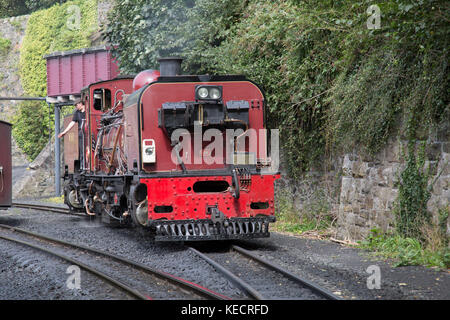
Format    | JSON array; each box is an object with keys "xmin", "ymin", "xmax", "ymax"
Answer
[
  {"xmin": 231, "ymin": 245, "xmax": 341, "ymax": 300},
  {"xmin": 0, "ymin": 224, "xmax": 229, "ymax": 300},
  {"xmin": 188, "ymin": 247, "xmax": 265, "ymax": 300},
  {"xmin": 0, "ymin": 232, "xmax": 149, "ymax": 300},
  {"xmin": 189, "ymin": 245, "xmax": 342, "ymax": 300},
  {"xmin": 12, "ymin": 202, "xmax": 85, "ymax": 217}
]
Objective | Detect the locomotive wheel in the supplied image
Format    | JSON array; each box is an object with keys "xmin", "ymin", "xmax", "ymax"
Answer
[
  {"xmin": 130, "ymin": 200, "xmax": 153, "ymax": 238},
  {"xmin": 65, "ymin": 187, "xmax": 86, "ymax": 214},
  {"xmin": 131, "ymin": 200, "xmax": 148, "ymax": 227}
]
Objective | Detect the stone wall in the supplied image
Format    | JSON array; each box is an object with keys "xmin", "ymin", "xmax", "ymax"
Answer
[
  {"xmin": 13, "ymin": 138, "xmax": 56, "ymax": 199},
  {"xmin": 277, "ymin": 122, "xmax": 450, "ymax": 242}
]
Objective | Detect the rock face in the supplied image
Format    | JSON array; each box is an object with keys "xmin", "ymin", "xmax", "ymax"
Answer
[
  {"xmin": 13, "ymin": 138, "xmax": 56, "ymax": 199},
  {"xmin": 276, "ymin": 123, "xmax": 450, "ymax": 242},
  {"xmin": 0, "ymin": 15, "xmax": 35, "ymax": 197},
  {"xmin": 0, "ymin": 15, "xmax": 29, "ymax": 122}
]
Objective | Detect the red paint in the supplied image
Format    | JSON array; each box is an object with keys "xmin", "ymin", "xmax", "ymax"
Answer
[
  {"xmin": 0, "ymin": 120, "xmax": 12, "ymax": 209},
  {"xmin": 45, "ymin": 47, "xmax": 120, "ymax": 97},
  {"xmin": 139, "ymin": 81, "xmax": 267, "ymax": 173},
  {"xmin": 135, "ymin": 79, "xmax": 278, "ymax": 223},
  {"xmin": 132, "ymin": 69, "xmax": 160, "ymax": 91},
  {"xmin": 86, "ymin": 78, "xmax": 134, "ymax": 172},
  {"xmin": 141, "ymin": 174, "xmax": 279, "ymax": 221}
]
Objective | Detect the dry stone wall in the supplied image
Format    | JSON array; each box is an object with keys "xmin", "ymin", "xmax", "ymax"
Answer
[{"xmin": 277, "ymin": 123, "xmax": 449, "ymax": 242}]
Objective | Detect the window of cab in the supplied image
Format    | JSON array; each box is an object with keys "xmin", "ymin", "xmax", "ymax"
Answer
[{"xmin": 93, "ymin": 88, "xmax": 112, "ymax": 111}]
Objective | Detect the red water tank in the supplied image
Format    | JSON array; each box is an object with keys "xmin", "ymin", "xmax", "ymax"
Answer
[
  {"xmin": 45, "ymin": 46, "xmax": 120, "ymax": 98},
  {"xmin": 133, "ymin": 69, "xmax": 161, "ymax": 91}
]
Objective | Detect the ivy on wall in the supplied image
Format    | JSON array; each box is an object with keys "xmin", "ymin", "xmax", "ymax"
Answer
[{"xmin": 13, "ymin": 0, "xmax": 98, "ymax": 160}]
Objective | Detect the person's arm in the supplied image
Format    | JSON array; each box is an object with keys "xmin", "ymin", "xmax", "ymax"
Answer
[{"xmin": 58, "ymin": 121, "xmax": 76, "ymax": 138}]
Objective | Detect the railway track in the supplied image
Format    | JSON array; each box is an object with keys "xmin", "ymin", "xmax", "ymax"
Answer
[
  {"xmin": 189, "ymin": 245, "xmax": 341, "ymax": 300},
  {"xmin": 11, "ymin": 201, "xmax": 340, "ymax": 300},
  {"xmin": 12, "ymin": 202, "xmax": 82, "ymax": 216},
  {"xmin": 0, "ymin": 224, "xmax": 230, "ymax": 300}
]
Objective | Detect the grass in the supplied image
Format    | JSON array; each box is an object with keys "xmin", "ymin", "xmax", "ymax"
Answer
[
  {"xmin": 273, "ymin": 191, "xmax": 334, "ymax": 236},
  {"xmin": 273, "ymin": 191, "xmax": 449, "ymax": 270},
  {"xmin": 359, "ymin": 228, "xmax": 450, "ymax": 270},
  {"xmin": 44, "ymin": 196, "xmax": 64, "ymax": 204}
]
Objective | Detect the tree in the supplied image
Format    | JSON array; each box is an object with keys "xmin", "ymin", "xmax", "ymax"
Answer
[
  {"xmin": 0, "ymin": 0, "xmax": 66, "ymax": 18},
  {"xmin": 103, "ymin": 0, "xmax": 247, "ymax": 74},
  {"xmin": 0, "ymin": 0, "xmax": 28, "ymax": 18}
]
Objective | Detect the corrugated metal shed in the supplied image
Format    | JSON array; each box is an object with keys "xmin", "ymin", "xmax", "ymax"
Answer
[{"xmin": 44, "ymin": 46, "xmax": 120, "ymax": 102}]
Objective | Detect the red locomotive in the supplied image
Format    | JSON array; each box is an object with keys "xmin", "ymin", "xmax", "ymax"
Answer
[{"xmin": 63, "ymin": 58, "xmax": 280, "ymax": 241}]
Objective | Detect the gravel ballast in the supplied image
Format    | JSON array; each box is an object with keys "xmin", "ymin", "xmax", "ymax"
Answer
[{"xmin": 0, "ymin": 202, "xmax": 448, "ymax": 300}]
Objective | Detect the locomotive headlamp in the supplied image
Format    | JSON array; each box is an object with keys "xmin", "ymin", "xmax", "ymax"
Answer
[
  {"xmin": 195, "ymin": 85, "xmax": 222, "ymax": 101},
  {"xmin": 209, "ymin": 88, "xmax": 221, "ymax": 100},
  {"xmin": 198, "ymin": 87, "xmax": 209, "ymax": 99}
]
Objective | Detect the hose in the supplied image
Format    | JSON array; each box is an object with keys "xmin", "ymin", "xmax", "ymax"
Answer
[{"xmin": 232, "ymin": 168, "xmax": 240, "ymax": 199}]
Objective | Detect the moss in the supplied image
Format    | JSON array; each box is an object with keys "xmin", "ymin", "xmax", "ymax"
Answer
[
  {"xmin": 0, "ymin": 37, "xmax": 11, "ymax": 56},
  {"xmin": 19, "ymin": 0, "xmax": 98, "ymax": 97}
]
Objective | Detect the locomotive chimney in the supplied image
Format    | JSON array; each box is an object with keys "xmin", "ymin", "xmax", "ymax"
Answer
[{"xmin": 158, "ymin": 57, "xmax": 183, "ymax": 76}]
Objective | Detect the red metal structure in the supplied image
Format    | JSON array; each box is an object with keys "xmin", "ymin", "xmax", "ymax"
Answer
[
  {"xmin": 44, "ymin": 46, "xmax": 120, "ymax": 100},
  {"xmin": 63, "ymin": 58, "xmax": 280, "ymax": 241},
  {"xmin": 0, "ymin": 120, "xmax": 12, "ymax": 209}
]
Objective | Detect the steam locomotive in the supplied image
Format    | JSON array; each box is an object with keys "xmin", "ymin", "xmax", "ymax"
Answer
[{"xmin": 63, "ymin": 58, "xmax": 279, "ymax": 241}]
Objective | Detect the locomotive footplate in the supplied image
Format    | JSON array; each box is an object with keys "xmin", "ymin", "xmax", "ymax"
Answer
[{"xmin": 152, "ymin": 216, "xmax": 276, "ymax": 241}]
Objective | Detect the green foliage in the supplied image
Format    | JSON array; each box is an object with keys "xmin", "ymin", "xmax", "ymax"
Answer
[
  {"xmin": 0, "ymin": 0, "xmax": 67, "ymax": 18},
  {"xmin": 19, "ymin": 0, "xmax": 97, "ymax": 97},
  {"xmin": 0, "ymin": 0, "xmax": 28, "ymax": 18},
  {"xmin": 12, "ymin": 101, "xmax": 51, "ymax": 160},
  {"xmin": 106, "ymin": 0, "xmax": 448, "ymax": 177},
  {"xmin": 360, "ymin": 228, "xmax": 449, "ymax": 269},
  {"xmin": 218, "ymin": 0, "xmax": 448, "ymax": 176},
  {"xmin": 25, "ymin": 0, "xmax": 67, "ymax": 12},
  {"xmin": 14, "ymin": 0, "xmax": 97, "ymax": 159},
  {"xmin": 274, "ymin": 190, "xmax": 333, "ymax": 234},
  {"xmin": 103, "ymin": 0, "xmax": 245, "ymax": 74},
  {"xmin": 0, "ymin": 37, "xmax": 11, "ymax": 56},
  {"xmin": 394, "ymin": 141, "xmax": 432, "ymax": 239}
]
